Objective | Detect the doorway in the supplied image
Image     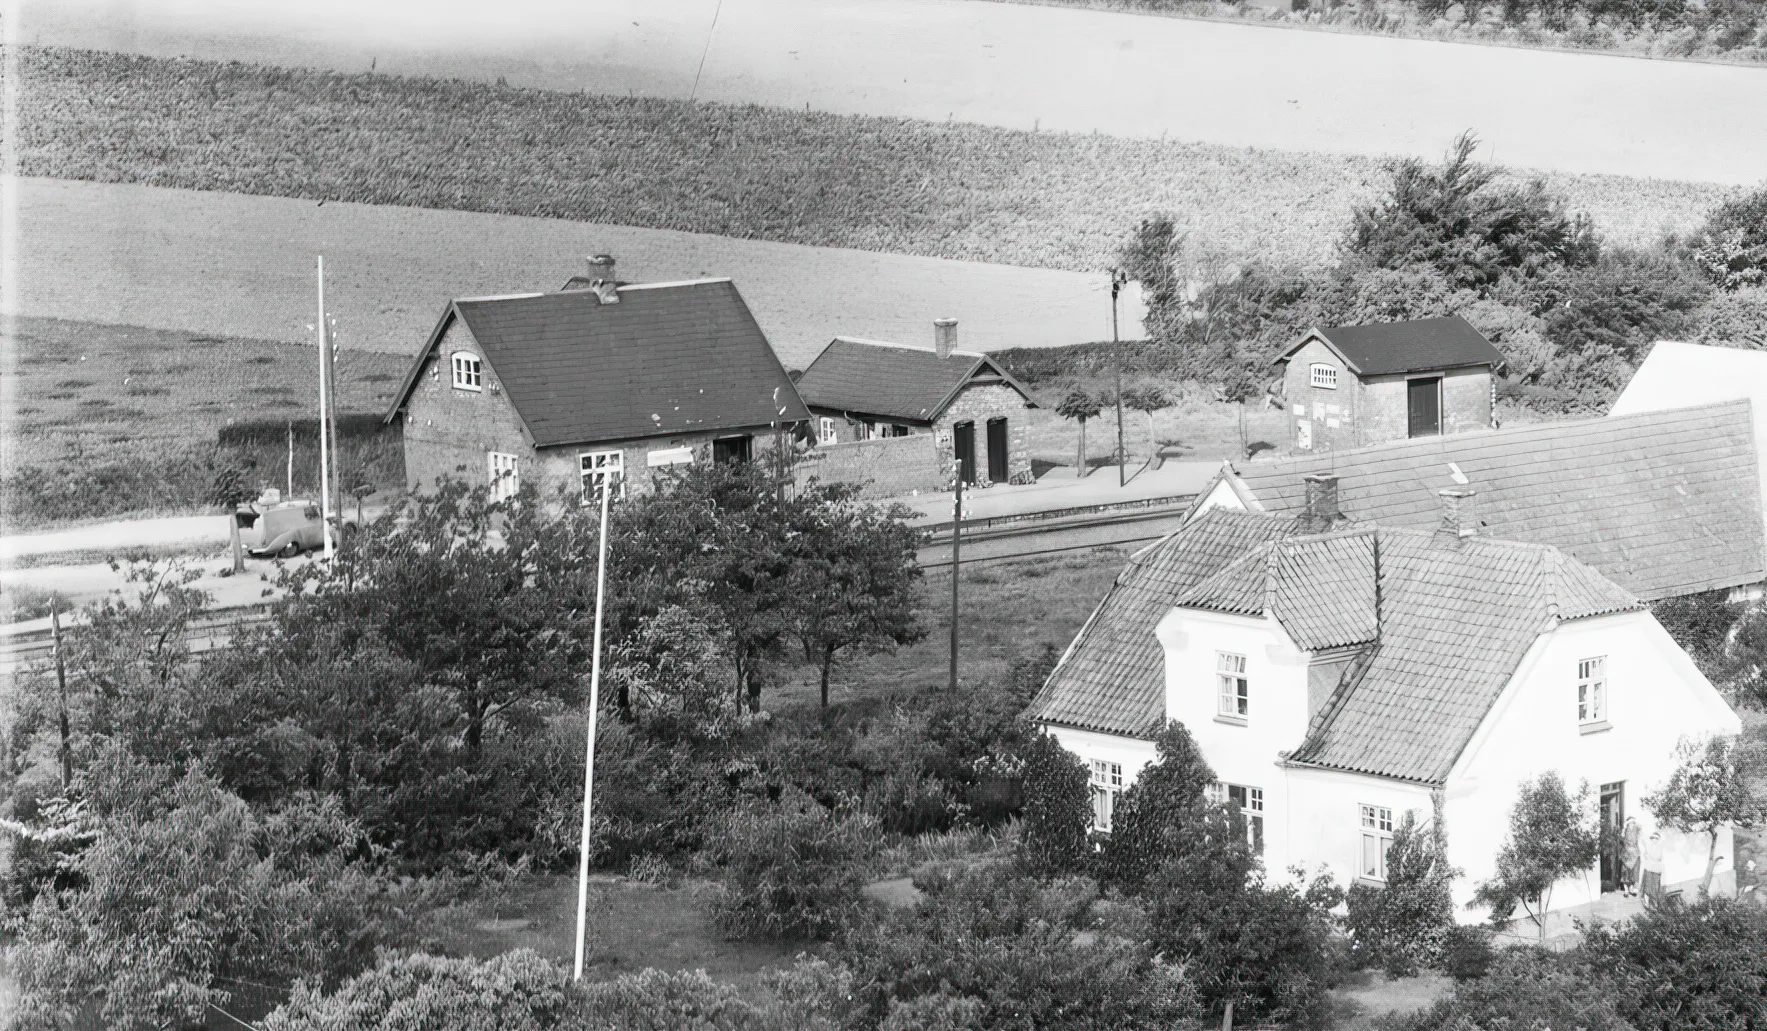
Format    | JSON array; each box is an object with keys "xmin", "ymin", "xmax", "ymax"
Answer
[
  {"xmin": 1599, "ymin": 781, "xmax": 1625, "ymax": 894},
  {"xmin": 986, "ymin": 418, "xmax": 1009, "ymax": 483},
  {"xmin": 1407, "ymin": 377, "xmax": 1442, "ymax": 438},
  {"xmin": 953, "ymin": 421, "xmax": 977, "ymax": 485},
  {"xmin": 712, "ymin": 434, "xmax": 752, "ymax": 465}
]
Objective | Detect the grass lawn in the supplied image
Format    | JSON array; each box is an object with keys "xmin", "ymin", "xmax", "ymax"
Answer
[{"xmin": 1330, "ymin": 970, "xmax": 1456, "ymax": 1029}]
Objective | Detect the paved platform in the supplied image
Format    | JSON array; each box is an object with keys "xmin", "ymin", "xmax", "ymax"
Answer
[{"xmin": 890, "ymin": 459, "xmax": 1220, "ymax": 524}]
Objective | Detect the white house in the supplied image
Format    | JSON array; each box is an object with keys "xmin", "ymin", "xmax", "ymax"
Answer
[{"xmin": 1027, "ymin": 499, "xmax": 1743, "ymax": 921}]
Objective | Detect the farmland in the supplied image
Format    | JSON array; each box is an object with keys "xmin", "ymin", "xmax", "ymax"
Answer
[{"xmin": 17, "ymin": 47, "xmax": 1739, "ymax": 280}]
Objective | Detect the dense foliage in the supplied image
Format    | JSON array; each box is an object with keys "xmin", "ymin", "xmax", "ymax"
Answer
[
  {"xmin": 1014, "ymin": 731, "xmax": 1095, "ymax": 878},
  {"xmin": 1097, "ymin": 720, "xmax": 1217, "ymax": 889},
  {"xmin": 1344, "ymin": 804, "xmax": 1458, "ymax": 976}
]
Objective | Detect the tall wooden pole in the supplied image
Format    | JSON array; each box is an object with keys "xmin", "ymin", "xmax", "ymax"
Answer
[
  {"xmin": 949, "ymin": 474, "xmax": 962, "ymax": 694},
  {"xmin": 286, "ymin": 421, "xmax": 295, "ymax": 499},
  {"xmin": 327, "ymin": 314, "xmax": 342, "ymax": 534},
  {"xmin": 1112, "ymin": 269, "xmax": 1126, "ymax": 488},
  {"xmin": 574, "ymin": 472, "xmax": 613, "ymax": 981},
  {"xmin": 51, "ymin": 603, "xmax": 71, "ymax": 791},
  {"xmin": 317, "ymin": 256, "xmax": 335, "ymax": 559}
]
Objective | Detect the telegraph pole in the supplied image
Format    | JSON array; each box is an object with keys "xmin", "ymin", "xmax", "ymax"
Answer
[
  {"xmin": 51, "ymin": 603, "xmax": 71, "ymax": 791},
  {"xmin": 573, "ymin": 472, "xmax": 613, "ymax": 981},
  {"xmin": 1111, "ymin": 269, "xmax": 1128, "ymax": 488},
  {"xmin": 949, "ymin": 474, "xmax": 963, "ymax": 694}
]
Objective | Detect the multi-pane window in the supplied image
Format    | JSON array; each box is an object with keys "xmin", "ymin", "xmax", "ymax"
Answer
[
  {"xmin": 1578, "ymin": 656, "xmax": 1607, "ymax": 726},
  {"xmin": 1209, "ymin": 782, "xmax": 1265, "ymax": 853},
  {"xmin": 580, "ymin": 450, "xmax": 624, "ymax": 504},
  {"xmin": 1360, "ymin": 804, "xmax": 1395, "ymax": 881},
  {"xmin": 487, "ymin": 452, "xmax": 519, "ymax": 502},
  {"xmin": 1217, "ymin": 652, "xmax": 1249, "ymax": 719},
  {"xmin": 451, "ymin": 352, "xmax": 483, "ymax": 391},
  {"xmin": 1090, "ymin": 760, "xmax": 1123, "ymax": 833},
  {"xmin": 818, "ymin": 417, "xmax": 838, "ymax": 446},
  {"xmin": 1310, "ymin": 363, "xmax": 1339, "ymax": 390}
]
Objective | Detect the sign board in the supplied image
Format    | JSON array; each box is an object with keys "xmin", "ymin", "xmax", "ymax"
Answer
[{"xmin": 647, "ymin": 446, "xmax": 694, "ymax": 468}]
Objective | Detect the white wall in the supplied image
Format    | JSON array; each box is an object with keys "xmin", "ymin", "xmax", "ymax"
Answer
[
  {"xmin": 1194, "ymin": 474, "xmax": 1249, "ymax": 516},
  {"xmin": 1448, "ymin": 610, "xmax": 1744, "ymax": 918},
  {"xmin": 1283, "ymin": 765, "xmax": 1436, "ymax": 891},
  {"xmin": 1041, "ymin": 725, "xmax": 1160, "ymax": 786}
]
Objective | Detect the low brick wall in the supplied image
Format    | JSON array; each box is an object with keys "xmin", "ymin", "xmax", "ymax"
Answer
[{"xmin": 795, "ymin": 434, "xmax": 944, "ymax": 499}]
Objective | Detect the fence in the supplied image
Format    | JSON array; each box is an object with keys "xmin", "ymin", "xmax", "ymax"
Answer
[{"xmin": 794, "ymin": 434, "xmax": 944, "ymax": 499}]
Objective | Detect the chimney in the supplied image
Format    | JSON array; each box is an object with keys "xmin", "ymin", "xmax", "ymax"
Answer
[
  {"xmin": 587, "ymin": 254, "xmax": 619, "ymax": 305},
  {"xmin": 1302, "ymin": 473, "xmax": 1340, "ymax": 530},
  {"xmin": 933, "ymin": 318, "xmax": 958, "ymax": 359},
  {"xmin": 1436, "ymin": 489, "xmax": 1477, "ymax": 544}
]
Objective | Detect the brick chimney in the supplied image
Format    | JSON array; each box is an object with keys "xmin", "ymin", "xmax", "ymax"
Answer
[
  {"xmin": 933, "ymin": 318, "xmax": 958, "ymax": 359},
  {"xmin": 1436, "ymin": 489, "xmax": 1477, "ymax": 544},
  {"xmin": 588, "ymin": 254, "xmax": 619, "ymax": 305},
  {"xmin": 1301, "ymin": 473, "xmax": 1340, "ymax": 530}
]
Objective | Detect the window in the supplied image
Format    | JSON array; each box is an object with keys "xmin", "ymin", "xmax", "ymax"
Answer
[
  {"xmin": 1217, "ymin": 652, "xmax": 1249, "ymax": 720},
  {"xmin": 888, "ymin": 424, "xmax": 910, "ymax": 438},
  {"xmin": 1310, "ymin": 363, "xmax": 1339, "ymax": 390},
  {"xmin": 1578, "ymin": 656, "xmax": 1608, "ymax": 727},
  {"xmin": 1210, "ymin": 782, "xmax": 1265, "ymax": 853},
  {"xmin": 818, "ymin": 417, "xmax": 838, "ymax": 446},
  {"xmin": 1090, "ymin": 760, "xmax": 1123, "ymax": 833},
  {"xmin": 1360, "ymin": 804, "xmax": 1395, "ymax": 881},
  {"xmin": 451, "ymin": 352, "xmax": 483, "ymax": 391},
  {"xmin": 579, "ymin": 450, "xmax": 624, "ymax": 504},
  {"xmin": 487, "ymin": 452, "xmax": 519, "ymax": 502}
]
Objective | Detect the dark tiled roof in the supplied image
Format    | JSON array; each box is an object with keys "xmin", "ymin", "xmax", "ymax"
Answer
[
  {"xmin": 1232, "ymin": 401, "xmax": 1767, "ymax": 601},
  {"xmin": 1289, "ymin": 530, "xmax": 1641, "ymax": 783},
  {"xmin": 1278, "ymin": 315, "xmax": 1506, "ymax": 376},
  {"xmin": 1024, "ymin": 509, "xmax": 1301, "ymax": 737},
  {"xmin": 385, "ymin": 280, "xmax": 809, "ymax": 447},
  {"xmin": 794, "ymin": 337, "xmax": 1038, "ymax": 424}
]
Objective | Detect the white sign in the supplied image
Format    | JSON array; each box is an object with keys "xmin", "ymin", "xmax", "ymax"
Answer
[{"xmin": 647, "ymin": 446, "xmax": 694, "ymax": 468}]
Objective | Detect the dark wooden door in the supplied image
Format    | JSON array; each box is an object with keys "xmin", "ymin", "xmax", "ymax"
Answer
[
  {"xmin": 1599, "ymin": 782, "xmax": 1625, "ymax": 894},
  {"xmin": 1407, "ymin": 377, "xmax": 1441, "ymax": 438},
  {"xmin": 986, "ymin": 418, "xmax": 1009, "ymax": 483},
  {"xmin": 953, "ymin": 422, "xmax": 977, "ymax": 484}
]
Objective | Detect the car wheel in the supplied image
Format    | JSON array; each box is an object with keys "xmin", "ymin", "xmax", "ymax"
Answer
[{"xmin": 279, "ymin": 540, "xmax": 302, "ymax": 558}]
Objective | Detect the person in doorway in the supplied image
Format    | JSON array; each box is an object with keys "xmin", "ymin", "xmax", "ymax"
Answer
[
  {"xmin": 1620, "ymin": 817, "xmax": 1642, "ymax": 896},
  {"xmin": 1641, "ymin": 830, "xmax": 1665, "ymax": 905}
]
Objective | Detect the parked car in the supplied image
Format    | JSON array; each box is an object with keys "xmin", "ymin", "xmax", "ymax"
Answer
[{"xmin": 247, "ymin": 501, "xmax": 330, "ymax": 558}]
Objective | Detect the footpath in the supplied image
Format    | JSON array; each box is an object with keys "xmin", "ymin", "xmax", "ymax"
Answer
[{"xmin": 891, "ymin": 459, "xmax": 1220, "ymax": 525}]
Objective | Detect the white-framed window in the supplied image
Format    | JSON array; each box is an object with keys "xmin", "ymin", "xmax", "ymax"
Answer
[
  {"xmin": 487, "ymin": 451, "xmax": 519, "ymax": 502},
  {"xmin": 1310, "ymin": 363, "xmax": 1339, "ymax": 390},
  {"xmin": 580, "ymin": 450, "xmax": 624, "ymax": 504},
  {"xmin": 1578, "ymin": 656, "xmax": 1607, "ymax": 726},
  {"xmin": 1360, "ymin": 804, "xmax": 1395, "ymax": 881},
  {"xmin": 818, "ymin": 416, "xmax": 838, "ymax": 446},
  {"xmin": 1209, "ymin": 782, "xmax": 1265, "ymax": 853},
  {"xmin": 1090, "ymin": 759, "xmax": 1123, "ymax": 833},
  {"xmin": 1217, "ymin": 651, "xmax": 1249, "ymax": 720},
  {"xmin": 451, "ymin": 352, "xmax": 483, "ymax": 391}
]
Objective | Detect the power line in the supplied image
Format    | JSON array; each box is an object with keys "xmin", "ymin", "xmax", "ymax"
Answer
[{"xmin": 689, "ymin": 0, "xmax": 724, "ymax": 103}]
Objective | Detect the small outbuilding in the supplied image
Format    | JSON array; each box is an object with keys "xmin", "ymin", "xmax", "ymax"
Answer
[{"xmin": 1274, "ymin": 315, "xmax": 1506, "ymax": 451}]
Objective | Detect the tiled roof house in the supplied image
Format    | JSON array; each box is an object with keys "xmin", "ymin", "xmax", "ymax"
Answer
[
  {"xmin": 384, "ymin": 256, "xmax": 810, "ymax": 501},
  {"xmin": 1030, "ymin": 498, "xmax": 1742, "ymax": 920}
]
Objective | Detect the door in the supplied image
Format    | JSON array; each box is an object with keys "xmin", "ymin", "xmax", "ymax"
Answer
[
  {"xmin": 986, "ymin": 418, "xmax": 1009, "ymax": 483},
  {"xmin": 1599, "ymin": 782, "xmax": 1625, "ymax": 894},
  {"xmin": 1407, "ymin": 377, "xmax": 1442, "ymax": 438},
  {"xmin": 953, "ymin": 422, "xmax": 977, "ymax": 485},
  {"xmin": 712, "ymin": 435, "xmax": 752, "ymax": 464}
]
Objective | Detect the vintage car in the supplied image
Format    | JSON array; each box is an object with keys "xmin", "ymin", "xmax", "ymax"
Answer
[{"xmin": 246, "ymin": 500, "xmax": 330, "ymax": 558}]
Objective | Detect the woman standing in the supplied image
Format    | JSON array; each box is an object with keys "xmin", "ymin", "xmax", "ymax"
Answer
[
  {"xmin": 1620, "ymin": 817, "xmax": 1642, "ymax": 896},
  {"xmin": 1642, "ymin": 830, "xmax": 1665, "ymax": 904}
]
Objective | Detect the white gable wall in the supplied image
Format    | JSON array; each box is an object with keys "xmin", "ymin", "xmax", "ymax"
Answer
[
  {"xmin": 1193, "ymin": 473, "xmax": 1250, "ymax": 516},
  {"xmin": 1447, "ymin": 609, "xmax": 1743, "ymax": 918},
  {"xmin": 1282, "ymin": 764, "xmax": 1437, "ymax": 893}
]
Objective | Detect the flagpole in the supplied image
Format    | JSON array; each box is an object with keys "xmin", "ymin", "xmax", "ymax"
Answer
[
  {"xmin": 317, "ymin": 256, "xmax": 335, "ymax": 559},
  {"xmin": 574, "ymin": 471, "xmax": 613, "ymax": 981}
]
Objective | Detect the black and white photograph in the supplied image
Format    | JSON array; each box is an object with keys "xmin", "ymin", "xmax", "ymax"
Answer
[{"xmin": 2, "ymin": 0, "xmax": 1766, "ymax": 1026}]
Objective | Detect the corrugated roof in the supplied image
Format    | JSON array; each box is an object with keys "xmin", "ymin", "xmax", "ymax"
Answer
[
  {"xmin": 1024, "ymin": 509, "xmax": 1301, "ymax": 737},
  {"xmin": 1232, "ymin": 401, "xmax": 1767, "ymax": 601},
  {"xmin": 385, "ymin": 281, "xmax": 810, "ymax": 447},
  {"xmin": 1277, "ymin": 315, "xmax": 1506, "ymax": 376},
  {"xmin": 1290, "ymin": 531, "xmax": 1642, "ymax": 783},
  {"xmin": 793, "ymin": 337, "xmax": 1038, "ymax": 424}
]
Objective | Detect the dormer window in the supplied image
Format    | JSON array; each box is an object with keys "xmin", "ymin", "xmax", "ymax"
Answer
[
  {"xmin": 1217, "ymin": 651, "xmax": 1249, "ymax": 722},
  {"xmin": 452, "ymin": 352, "xmax": 483, "ymax": 391},
  {"xmin": 1310, "ymin": 363, "xmax": 1338, "ymax": 390},
  {"xmin": 1578, "ymin": 656, "xmax": 1609, "ymax": 732}
]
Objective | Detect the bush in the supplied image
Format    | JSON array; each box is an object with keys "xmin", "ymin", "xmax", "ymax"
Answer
[
  {"xmin": 1015, "ymin": 732, "xmax": 1095, "ymax": 878},
  {"xmin": 1373, "ymin": 947, "xmax": 1632, "ymax": 1031},
  {"xmin": 705, "ymin": 788, "xmax": 879, "ymax": 942},
  {"xmin": 1099, "ymin": 720, "xmax": 1215, "ymax": 890},
  {"xmin": 1579, "ymin": 895, "xmax": 1767, "ymax": 1030},
  {"xmin": 1342, "ymin": 808, "xmax": 1457, "ymax": 977},
  {"xmin": 263, "ymin": 950, "xmax": 577, "ymax": 1031},
  {"xmin": 1437, "ymin": 924, "xmax": 1495, "ymax": 982}
]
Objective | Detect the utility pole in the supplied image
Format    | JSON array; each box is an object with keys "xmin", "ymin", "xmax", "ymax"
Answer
[
  {"xmin": 51, "ymin": 603, "xmax": 71, "ymax": 791},
  {"xmin": 316, "ymin": 256, "xmax": 335, "ymax": 560},
  {"xmin": 1111, "ymin": 269, "xmax": 1128, "ymax": 488},
  {"xmin": 949, "ymin": 474, "xmax": 963, "ymax": 694},
  {"xmin": 573, "ymin": 472, "xmax": 613, "ymax": 982}
]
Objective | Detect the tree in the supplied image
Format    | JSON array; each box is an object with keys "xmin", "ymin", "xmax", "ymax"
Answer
[
  {"xmin": 1099, "ymin": 720, "xmax": 1216, "ymax": 890},
  {"xmin": 1120, "ymin": 382, "xmax": 1175, "ymax": 466},
  {"xmin": 1344, "ymin": 798, "xmax": 1458, "ymax": 976},
  {"xmin": 1471, "ymin": 772, "xmax": 1599, "ymax": 939},
  {"xmin": 1016, "ymin": 732, "xmax": 1094, "ymax": 878},
  {"xmin": 1054, "ymin": 389, "xmax": 1104, "ymax": 479},
  {"xmin": 786, "ymin": 488, "xmax": 926, "ymax": 708},
  {"xmin": 1643, "ymin": 734, "xmax": 1765, "ymax": 894},
  {"xmin": 1692, "ymin": 185, "xmax": 1767, "ymax": 291}
]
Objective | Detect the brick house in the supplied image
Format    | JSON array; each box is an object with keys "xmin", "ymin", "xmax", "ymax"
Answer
[
  {"xmin": 794, "ymin": 320, "xmax": 1039, "ymax": 488},
  {"xmin": 382, "ymin": 257, "xmax": 810, "ymax": 503},
  {"xmin": 1274, "ymin": 315, "xmax": 1506, "ymax": 452}
]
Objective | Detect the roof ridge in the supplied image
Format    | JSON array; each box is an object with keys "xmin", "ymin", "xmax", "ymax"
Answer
[
  {"xmin": 617, "ymin": 278, "xmax": 734, "ymax": 292},
  {"xmin": 1543, "ymin": 547, "xmax": 1562, "ymax": 623},
  {"xmin": 828, "ymin": 336, "xmax": 986, "ymax": 359}
]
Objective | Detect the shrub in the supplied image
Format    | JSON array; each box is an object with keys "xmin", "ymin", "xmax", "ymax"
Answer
[
  {"xmin": 1580, "ymin": 895, "xmax": 1767, "ymax": 1029},
  {"xmin": 1342, "ymin": 806, "xmax": 1458, "ymax": 977},
  {"xmin": 706, "ymin": 788, "xmax": 879, "ymax": 942},
  {"xmin": 1099, "ymin": 720, "xmax": 1216, "ymax": 890},
  {"xmin": 1374, "ymin": 947, "xmax": 1632, "ymax": 1031},
  {"xmin": 1015, "ymin": 731, "xmax": 1095, "ymax": 878},
  {"xmin": 1437, "ymin": 924, "xmax": 1495, "ymax": 982},
  {"xmin": 262, "ymin": 950, "xmax": 578, "ymax": 1031},
  {"xmin": 1694, "ymin": 186, "xmax": 1767, "ymax": 290}
]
